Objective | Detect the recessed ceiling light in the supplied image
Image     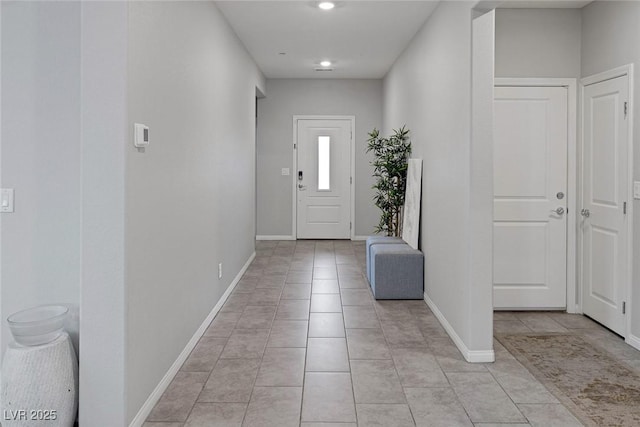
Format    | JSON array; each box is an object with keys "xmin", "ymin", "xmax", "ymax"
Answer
[
  {"xmin": 320, "ymin": 60, "xmax": 332, "ymax": 67},
  {"xmin": 318, "ymin": 2, "xmax": 335, "ymax": 10}
]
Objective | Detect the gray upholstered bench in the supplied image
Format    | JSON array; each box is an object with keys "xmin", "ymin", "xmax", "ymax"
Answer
[
  {"xmin": 365, "ymin": 236, "xmax": 403, "ymax": 282},
  {"xmin": 369, "ymin": 243, "xmax": 423, "ymax": 299}
]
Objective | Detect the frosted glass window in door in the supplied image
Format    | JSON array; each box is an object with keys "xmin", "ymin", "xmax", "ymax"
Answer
[{"xmin": 318, "ymin": 136, "xmax": 331, "ymax": 190}]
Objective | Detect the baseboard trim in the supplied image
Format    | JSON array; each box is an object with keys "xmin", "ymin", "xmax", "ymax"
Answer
[
  {"xmin": 626, "ymin": 333, "xmax": 640, "ymax": 352},
  {"xmin": 424, "ymin": 292, "xmax": 495, "ymax": 363},
  {"xmin": 352, "ymin": 235, "xmax": 369, "ymax": 241},
  {"xmin": 129, "ymin": 251, "xmax": 256, "ymax": 427},
  {"xmin": 256, "ymin": 235, "xmax": 295, "ymax": 241}
]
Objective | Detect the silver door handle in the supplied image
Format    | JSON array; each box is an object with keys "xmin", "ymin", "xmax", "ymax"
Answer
[
  {"xmin": 298, "ymin": 184, "xmax": 306, "ymax": 191},
  {"xmin": 581, "ymin": 208, "xmax": 590, "ymax": 218},
  {"xmin": 552, "ymin": 207, "xmax": 565, "ymax": 215}
]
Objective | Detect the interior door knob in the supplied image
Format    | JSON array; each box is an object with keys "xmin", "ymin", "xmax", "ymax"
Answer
[
  {"xmin": 552, "ymin": 207, "xmax": 565, "ymax": 215},
  {"xmin": 581, "ymin": 208, "xmax": 590, "ymax": 218}
]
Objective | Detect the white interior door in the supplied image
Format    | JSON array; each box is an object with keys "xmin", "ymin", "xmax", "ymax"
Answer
[
  {"xmin": 296, "ymin": 119, "xmax": 351, "ymax": 239},
  {"xmin": 493, "ymin": 86, "xmax": 568, "ymax": 309},
  {"xmin": 581, "ymin": 75, "xmax": 629, "ymax": 336}
]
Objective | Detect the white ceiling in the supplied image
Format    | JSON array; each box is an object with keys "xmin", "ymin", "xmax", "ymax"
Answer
[{"xmin": 216, "ymin": 1, "xmax": 440, "ymax": 79}]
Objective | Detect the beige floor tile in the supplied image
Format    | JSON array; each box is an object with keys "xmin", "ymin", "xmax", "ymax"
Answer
[
  {"xmin": 243, "ymin": 386, "xmax": 302, "ymax": 427},
  {"xmin": 235, "ymin": 305, "xmax": 277, "ymax": 329},
  {"xmin": 257, "ymin": 274, "xmax": 287, "ymax": 288},
  {"xmin": 311, "ymin": 294, "xmax": 343, "ymax": 313},
  {"xmin": 204, "ymin": 312, "xmax": 242, "ymax": 338},
  {"xmin": 391, "ymin": 347, "xmax": 449, "ymax": 387},
  {"xmin": 350, "ymin": 359, "xmax": 406, "ymax": 404},
  {"xmin": 345, "ymin": 328, "xmax": 391, "ymax": 360},
  {"xmin": 248, "ymin": 288, "xmax": 282, "ymax": 306},
  {"xmin": 312, "ymin": 279, "xmax": 340, "ymax": 294},
  {"xmin": 275, "ymin": 298, "xmax": 310, "ymax": 320},
  {"xmin": 220, "ymin": 329, "xmax": 269, "ymax": 359},
  {"xmin": 143, "ymin": 423, "xmax": 185, "ymax": 427},
  {"xmin": 356, "ymin": 404, "xmax": 415, "ymax": 427},
  {"xmin": 184, "ymin": 403, "xmax": 246, "ymax": 427},
  {"xmin": 233, "ymin": 278, "xmax": 258, "ymax": 294},
  {"xmin": 314, "ymin": 267, "xmax": 338, "ymax": 280},
  {"xmin": 267, "ymin": 320, "xmax": 308, "ymax": 348},
  {"xmin": 447, "ymin": 372, "xmax": 527, "ymax": 423},
  {"xmin": 181, "ymin": 337, "xmax": 227, "ymax": 372},
  {"xmin": 517, "ymin": 404, "xmax": 582, "ymax": 427},
  {"xmin": 546, "ymin": 312, "xmax": 599, "ymax": 329},
  {"xmin": 487, "ymin": 359, "xmax": 558, "ymax": 404},
  {"xmin": 220, "ymin": 293, "xmax": 252, "ymax": 313},
  {"xmin": 493, "ymin": 320, "xmax": 533, "ymax": 334},
  {"xmin": 309, "ymin": 312, "xmax": 345, "ymax": 337},
  {"xmin": 199, "ymin": 358, "xmax": 260, "ymax": 403},
  {"xmin": 373, "ymin": 300, "xmax": 416, "ymax": 321},
  {"xmin": 340, "ymin": 288, "xmax": 372, "ymax": 306},
  {"xmin": 300, "ymin": 423, "xmax": 357, "ymax": 427},
  {"xmin": 342, "ymin": 305, "xmax": 379, "ymax": 329},
  {"xmin": 286, "ymin": 270, "xmax": 313, "ymax": 283},
  {"xmin": 405, "ymin": 387, "xmax": 473, "ymax": 427},
  {"xmin": 515, "ymin": 313, "xmax": 568, "ymax": 333},
  {"xmin": 306, "ymin": 338, "xmax": 350, "ymax": 372},
  {"xmin": 338, "ymin": 276, "xmax": 368, "ymax": 289},
  {"xmin": 147, "ymin": 372, "xmax": 209, "ymax": 422},
  {"xmin": 301, "ymin": 372, "xmax": 356, "ymax": 423},
  {"xmin": 281, "ymin": 282, "xmax": 312, "ymax": 300},
  {"xmin": 381, "ymin": 320, "xmax": 426, "ymax": 347},
  {"xmin": 255, "ymin": 347, "xmax": 306, "ymax": 386}
]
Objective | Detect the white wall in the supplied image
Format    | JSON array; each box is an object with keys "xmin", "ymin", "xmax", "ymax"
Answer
[
  {"xmin": 126, "ymin": 1, "xmax": 265, "ymax": 423},
  {"xmin": 495, "ymin": 9, "xmax": 581, "ymax": 78},
  {"xmin": 581, "ymin": 1, "xmax": 640, "ymax": 344},
  {"xmin": 0, "ymin": 0, "xmax": 81, "ymax": 363},
  {"xmin": 257, "ymin": 79, "xmax": 382, "ymax": 238},
  {"xmin": 80, "ymin": 2, "xmax": 128, "ymax": 425},
  {"xmin": 383, "ymin": 1, "xmax": 493, "ymax": 360}
]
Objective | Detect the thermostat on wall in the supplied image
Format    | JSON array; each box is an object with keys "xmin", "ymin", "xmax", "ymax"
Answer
[{"xmin": 134, "ymin": 123, "xmax": 149, "ymax": 148}]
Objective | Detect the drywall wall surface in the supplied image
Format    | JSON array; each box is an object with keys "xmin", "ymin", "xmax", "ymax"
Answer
[
  {"xmin": 495, "ymin": 8, "xmax": 581, "ymax": 78},
  {"xmin": 0, "ymin": 0, "xmax": 81, "ymax": 365},
  {"xmin": 126, "ymin": 1, "xmax": 264, "ymax": 422},
  {"xmin": 384, "ymin": 1, "xmax": 493, "ymax": 355},
  {"xmin": 581, "ymin": 1, "xmax": 640, "ymax": 342},
  {"xmin": 256, "ymin": 79, "xmax": 383, "ymax": 237},
  {"xmin": 80, "ymin": 1, "xmax": 128, "ymax": 424}
]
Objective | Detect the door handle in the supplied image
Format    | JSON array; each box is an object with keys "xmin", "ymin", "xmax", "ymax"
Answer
[
  {"xmin": 298, "ymin": 184, "xmax": 306, "ymax": 191},
  {"xmin": 580, "ymin": 208, "xmax": 590, "ymax": 218},
  {"xmin": 552, "ymin": 207, "xmax": 565, "ymax": 215}
]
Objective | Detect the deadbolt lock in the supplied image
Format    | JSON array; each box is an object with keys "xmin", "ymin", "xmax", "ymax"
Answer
[{"xmin": 556, "ymin": 192, "xmax": 565, "ymax": 200}]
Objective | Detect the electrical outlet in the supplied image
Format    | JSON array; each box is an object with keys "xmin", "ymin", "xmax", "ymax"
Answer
[{"xmin": 218, "ymin": 263, "xmax": 223, "ymax": 279}]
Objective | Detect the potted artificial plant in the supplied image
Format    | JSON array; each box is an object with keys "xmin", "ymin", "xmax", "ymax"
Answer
[{"xmin": 366, "ymin": 126, "xmax": 412, "ymax": 237}]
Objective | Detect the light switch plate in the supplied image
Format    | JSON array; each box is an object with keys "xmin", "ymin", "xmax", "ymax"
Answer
[
  {"xmin": 281, "ymin": 168, "xmax": 290, "ymax": 176},
  {"xmin": 1, "ymin": 188, "xmax": 14, "ymax": 213},
  {"xmin": 634, "ymin": 181, "xmax": 640, "ymax": 200}
]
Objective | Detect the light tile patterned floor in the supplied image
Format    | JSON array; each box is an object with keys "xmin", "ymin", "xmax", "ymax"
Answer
[{"xmin": 144, "ymin": 240, "xmax": 640, "ymax": 427}]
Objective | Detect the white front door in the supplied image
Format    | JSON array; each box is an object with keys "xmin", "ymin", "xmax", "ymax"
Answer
[
  {"xmin": 493, "ymin": 86, "xmax": 568, "ymax": 309},
  {"xmin": 296, "ymin": 119, "xmax": 351, "ymax": 239},
  {"xmin": 581, "ymin": 75, "xmax": 630, "ymax": 336}
]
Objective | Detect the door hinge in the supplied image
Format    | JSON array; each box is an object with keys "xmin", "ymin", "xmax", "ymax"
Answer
[
  {"xmin": 624, "ymin": 101, "xmax": 628, "ymax": 119},
  {"xmin": 350, "ymin": 177, "xmax": 352, "ymax": 184},
  {"xmin": 350, "ymin": 222, "xmax": 352, "ymax": 230},
  {"xmin": 624, "ymin": 201, "xmax": 627, "ymax": 215},
  {"xmin": 623, "ymin": 301, "xmax": 626, "ymax": 314},
  {"xmin": 294, "ymin": 143, "xmax": 297, "ymax": 149}
]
